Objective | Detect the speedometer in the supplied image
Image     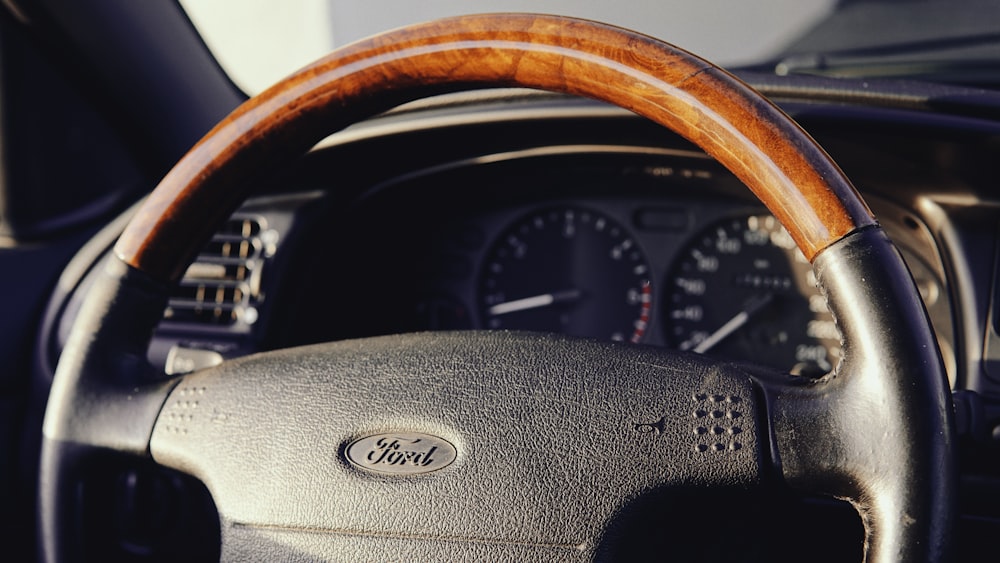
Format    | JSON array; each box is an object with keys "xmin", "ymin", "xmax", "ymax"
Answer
[
  {"xmin": 665, "ymin": 214, "xmax": 840, "ymax": 376},
  {"xmin": 479, "ymin": 206, "xmax": 653, "ymax": 343}
]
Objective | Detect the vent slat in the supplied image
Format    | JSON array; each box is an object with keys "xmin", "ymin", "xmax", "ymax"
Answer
[{"xmin": 164, "ymin": 215, "xmax": 265, "ymax": 327}]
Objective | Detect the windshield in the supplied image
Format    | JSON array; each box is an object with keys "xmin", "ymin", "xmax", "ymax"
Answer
[
  {"xmin": 181, "ymin": 0, "xmax": 1000, "ymax": 95},
  {"xmin": 180, "ymin": 0, "xmax": 834, "ymax": 94}
]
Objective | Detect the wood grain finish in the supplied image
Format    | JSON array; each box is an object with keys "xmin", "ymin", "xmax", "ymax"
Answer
[{"xmin": 114, "ymin": 14, "xmax": 875, "ymax": 282}]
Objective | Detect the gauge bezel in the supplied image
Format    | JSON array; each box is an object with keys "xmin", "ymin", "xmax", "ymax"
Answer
[{"xmin": 477, "ymin": 204, "xmax": 655, "ymax": 344}]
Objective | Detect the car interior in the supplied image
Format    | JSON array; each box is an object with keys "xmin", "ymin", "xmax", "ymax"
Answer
[{"xmin": 2, "ymin": 0, "xmax": 1000, "ymax": 561}]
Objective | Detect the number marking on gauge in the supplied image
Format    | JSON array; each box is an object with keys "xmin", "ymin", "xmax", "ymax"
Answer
[{"xmin": 666, "ymin": 214, "xmax": 840, "ymax": 375}]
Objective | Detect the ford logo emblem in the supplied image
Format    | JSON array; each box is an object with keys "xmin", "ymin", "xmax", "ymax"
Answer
[{"xmin": 345, "ymin": 432, "xmax": 457, "ymax": 475}]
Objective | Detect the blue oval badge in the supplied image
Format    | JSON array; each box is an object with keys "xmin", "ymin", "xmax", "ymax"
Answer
[{"xmin": 346, "ymin": 432, "xmax": 457, "ymax": 475}]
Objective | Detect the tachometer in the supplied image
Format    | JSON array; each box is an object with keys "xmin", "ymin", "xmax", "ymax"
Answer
[
  {"xmin": 479, "ymin": 206, "xmax": 652, "ymax": 343},
  {"xmin": 666, "ymin": 214, "xmax": 840, "ymax": 375}
]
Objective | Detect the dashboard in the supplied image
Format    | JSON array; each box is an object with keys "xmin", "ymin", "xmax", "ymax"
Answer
[
  {"xmin": 100, "ymin": 93, "xmax": 957, "ymax": 387},
  {"xmin": 293, "ymin": 147, "xmax": 953, "ymax": 378}
]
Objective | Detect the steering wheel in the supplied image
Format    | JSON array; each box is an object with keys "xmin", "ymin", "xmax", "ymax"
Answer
[{"xmin": 40, "ymin": 14, "xmax": 954, "ymax": 561}]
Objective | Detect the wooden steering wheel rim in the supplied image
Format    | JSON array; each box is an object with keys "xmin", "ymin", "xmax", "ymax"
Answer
[{"xmin": 113, "ymin": 13, "xmax": 874, "ymax": 282}]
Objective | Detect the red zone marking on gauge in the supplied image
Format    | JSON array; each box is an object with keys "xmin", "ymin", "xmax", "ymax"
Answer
[{"xmin": 632, "ymin": 280, "xmax": 653, "ymax": 343}]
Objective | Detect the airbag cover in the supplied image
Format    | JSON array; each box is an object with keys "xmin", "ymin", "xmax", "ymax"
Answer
[{"xmin": 150, "ymin": 331, "xmax": 764, "ymax": 560}]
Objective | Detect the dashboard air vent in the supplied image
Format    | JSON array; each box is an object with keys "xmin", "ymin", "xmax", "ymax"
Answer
[{"xmin": 163, "ymin": 216, "xmax": 268, "ymax": 328}]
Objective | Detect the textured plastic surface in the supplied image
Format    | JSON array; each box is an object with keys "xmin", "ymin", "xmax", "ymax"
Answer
[{"xmin": 151, "ymin": 331, "xmax": 763, "ymax": 560}]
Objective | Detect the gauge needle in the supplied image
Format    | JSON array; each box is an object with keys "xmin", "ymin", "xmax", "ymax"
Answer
[
  {"xmin": 488, "ymin": 289, "xmax": 583, "ymax": 316},
  {"xmin": 683, "ymin": 293, "xmax": 774, "ymax": 354}
]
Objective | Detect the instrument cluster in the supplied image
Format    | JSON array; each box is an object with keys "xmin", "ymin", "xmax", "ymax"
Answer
[
  {"xmin": 432, "ymin": 200, "xmax": 842, "ymax": 375},
  {"xmin": 290, "ymin": 150, "xmax": 954, "ymax": 380}
]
